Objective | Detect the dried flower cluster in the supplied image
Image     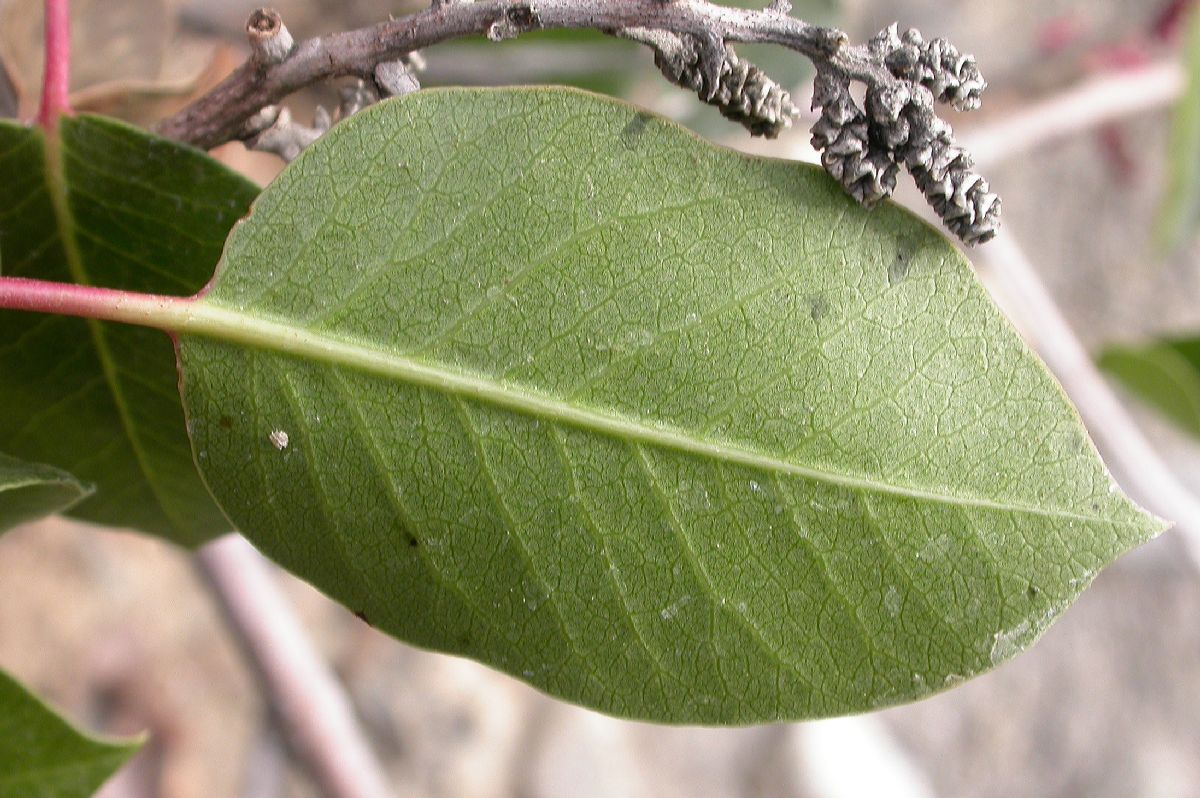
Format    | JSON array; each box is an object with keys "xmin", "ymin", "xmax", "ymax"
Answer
[
  {"xmin": 626, "ymin": 29, "xmax": 799, "ymax": 138},
  {"xmin": 625, "ymin": 21, "xmax": 998, "ymax": 244},
  {"xmin": 810, "ymin": 71, "xmax": 898, "ymax": 208},
  {"xmin": 883, "ymin": 27, "xmax": 986, "ymax": 112},
  {"xmin": 810, "ymin": 24, "xmax": 1000, "ymax": 245}
]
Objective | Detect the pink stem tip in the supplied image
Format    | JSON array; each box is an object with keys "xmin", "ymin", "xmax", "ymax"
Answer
[{"xmin": 37, "ymin": 0, "xmax": 72, "ymax": 128}]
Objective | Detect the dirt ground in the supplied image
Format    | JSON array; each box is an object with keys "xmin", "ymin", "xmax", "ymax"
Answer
[{"xmin": 2, "ymin": 1, "xmax": 1199, "ymax": 796}]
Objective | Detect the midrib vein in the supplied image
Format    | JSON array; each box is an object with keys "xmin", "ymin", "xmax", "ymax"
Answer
[{"xmin": 174, "ymin": 300, "xmax": 1128, "ymax": 527}]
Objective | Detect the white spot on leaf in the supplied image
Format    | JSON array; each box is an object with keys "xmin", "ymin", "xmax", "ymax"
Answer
[
  {"xmin": 269, "ymin": 430, "xmax": 290, "ymax": 451},
  {"xmin": 884, "ymin": 586, "xmax": 901, "ymax": 618},
  {"xmin": 989, "ymin": 620, "xmax": 1030, "ymax": 665}
]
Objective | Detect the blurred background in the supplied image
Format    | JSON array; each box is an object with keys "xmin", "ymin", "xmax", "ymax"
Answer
[{"xmin": 2, "ymin": 0, "xmax": 1200, "ymax": 795}]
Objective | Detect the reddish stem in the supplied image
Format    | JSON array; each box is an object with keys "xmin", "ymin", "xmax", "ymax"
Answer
[
  {"xmin": 37, "ymin": 0, "xmax": 72, "ymax": 128},
  {"xmin": 0, "ymin": 276, "xmax": 185, "ymax": 326}
]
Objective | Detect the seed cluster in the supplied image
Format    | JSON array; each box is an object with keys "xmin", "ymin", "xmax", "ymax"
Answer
[
  {"xmin": 810, "ymin": 72, "xmax": 898, "ymax": 208},
  {"xmin": 652, "ymin": 37, "xmax": 799, "ymax": 138},
  {"xmin": 883, "ymin": 26, "xmax": 986, "ymax": 113},
  {"xmin": 623, "ymin": 27, "xmax": 800, "ymax": 139},
  {"xmin": 810, "ymin": 24, "xmax": 1000, "ymax": 245}
]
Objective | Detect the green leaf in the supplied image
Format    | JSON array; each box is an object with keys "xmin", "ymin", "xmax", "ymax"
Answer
[
  {"xmin": 1155, "ymin": 7, "xmax": 1200, "ymax": 252},
  {"xmin": 1100, "ymin": 338, "xmax": 1200, "ymax": 439},
  {"xmin": 0, "ymin": 667, "xmax": 140, "ymax": 798},
  {"xmin": 175, "ymin": 88, "xmax": 1160, "ymax": 722},
  {"xmin": 0, "ymin": 452, "xmax": 91, "ymax": 532},
  {"xmin": 0, "ymin": 115, "xmax": 257, "ymax": 546}
]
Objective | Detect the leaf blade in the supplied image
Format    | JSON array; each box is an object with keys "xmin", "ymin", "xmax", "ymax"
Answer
[
  {"xmin": 179, "ymin": 88, "xmax": 1160, "ymax": 721},
  {"xmin": 0, "ymin": 667, "xmax": 140, "ymax": 798},
  {"xmin": 1100, "ymin": 338, "xmax": 1200, "ymax": 439},
  {"xmin": 0, "ymin": 452, "xmax": 90, "ymax": 531},
  {"xmin": 0, "ymin": 115, "xmax": 257, "ymax": 545}
]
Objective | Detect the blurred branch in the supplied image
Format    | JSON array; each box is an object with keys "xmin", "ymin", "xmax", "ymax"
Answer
[
  {"xmin": 788, "ymin": 716, "xmax": 935, "ymax": 798},
  {"xmin": 963, "ymin": 59, "xmax": 1185, "ymax": 167},
  {"xmin": 196, "ymin": 534, "xmax": 392, "ymax": 798},
  {"xmin": 976, "ymin": 234, "xmax": 1200, "ymax": 570}
]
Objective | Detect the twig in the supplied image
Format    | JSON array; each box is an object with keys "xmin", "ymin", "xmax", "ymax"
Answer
[
  {"xmin": 963, "ymin": 59, "xmax": 1186, "ymax": 167},
  {"xmin": 195, "ymin": 534, "xmax": 392, "ymax": 798},
  {"xmin": 154, "ymin": 0, "xmax": 1000, "ymax": 244},
  {"xmin": 155, "ymin": 0, "xmax": 844, "ymax": 149},
  {"xmin": 37, "ymin": 0, "xmax": 71, "ymax": 127},
  {"xmin": 246, "ymin": 8, "xmax": 295, "ymax": 66},
  {"xmin": 241, "ymin": 105, "xmax": 329, "ymax": 162},
  {"xmin": 976, "ymin": 234, "xmax": 1200, "ymax": 570},
  {"xmin": 233, "ymin": 8, "xmax": 425, "ymax": 163}
]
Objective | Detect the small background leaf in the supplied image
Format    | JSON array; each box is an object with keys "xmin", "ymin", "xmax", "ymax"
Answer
[
  {"xmin": 427, "ymin": 29, "xmax": 642, "ymax": 97},
  {"xmin": 178, "ymin": 88, "xmax": 1159, "ymax": 723},
  {"xmin": 0, "ymin": 667, "xmax": 139, "ymax": 798},
  {"xmin": 1155, "ymin": 6, "xmax": 1200, "ymax": 253},
  {"xmin": 1100, "ymin": 338, "xmax": 1200, "ymax": 439},
  {"xmin": 0, "ymin": 453, "xmax": 90, "ymax": 532},
  {"xmin": 0, "ymin": 115, "xmax": 257, "ymax": 546}
]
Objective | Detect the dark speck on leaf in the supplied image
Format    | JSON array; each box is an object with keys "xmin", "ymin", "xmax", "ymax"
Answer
[
  {"xmin": 354, "ymin": 610, "xmax": 372, "ymax": 626},
  {"xmin": 218, "ymin": 416, "xmax": 234, "ymax": 429},
  {"xmin": 809, "ymin": 295, "xmax": 829, "ymax": 322},
  {"xmin": 406, "ymin": 533, "xmax": 419, "ymax": 548},
  {"xmin": 622, "ymin": 112, "xmax": 654, "ymax": 149},
  {"xmin": 1027, "ymin": 585, "xmax": 1039, "ymax": 599},
  {"xmin": 888, "ymin": 250, "xmax": 911, "ymax": 286}
]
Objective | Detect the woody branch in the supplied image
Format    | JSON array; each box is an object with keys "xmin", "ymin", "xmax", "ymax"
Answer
[{"xmin": 157, "ymin": 0, "xmax": 1000, "ymax": 245}]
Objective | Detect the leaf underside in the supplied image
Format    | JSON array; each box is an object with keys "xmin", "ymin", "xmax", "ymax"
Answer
[
  {"xmin": 0, "ymin": 452, "xmax": 90, "ymax": 532},
  {"xmin": 0, "ymin": 667, "xmax": 139, "ymax": 798},
  {"xmin": 0, "ymin": 115, "xmax": 257, "ymax": 546},
  {"xmin": 179, "ymin": 88, "xmax": 1159, "ymax": 723}
]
